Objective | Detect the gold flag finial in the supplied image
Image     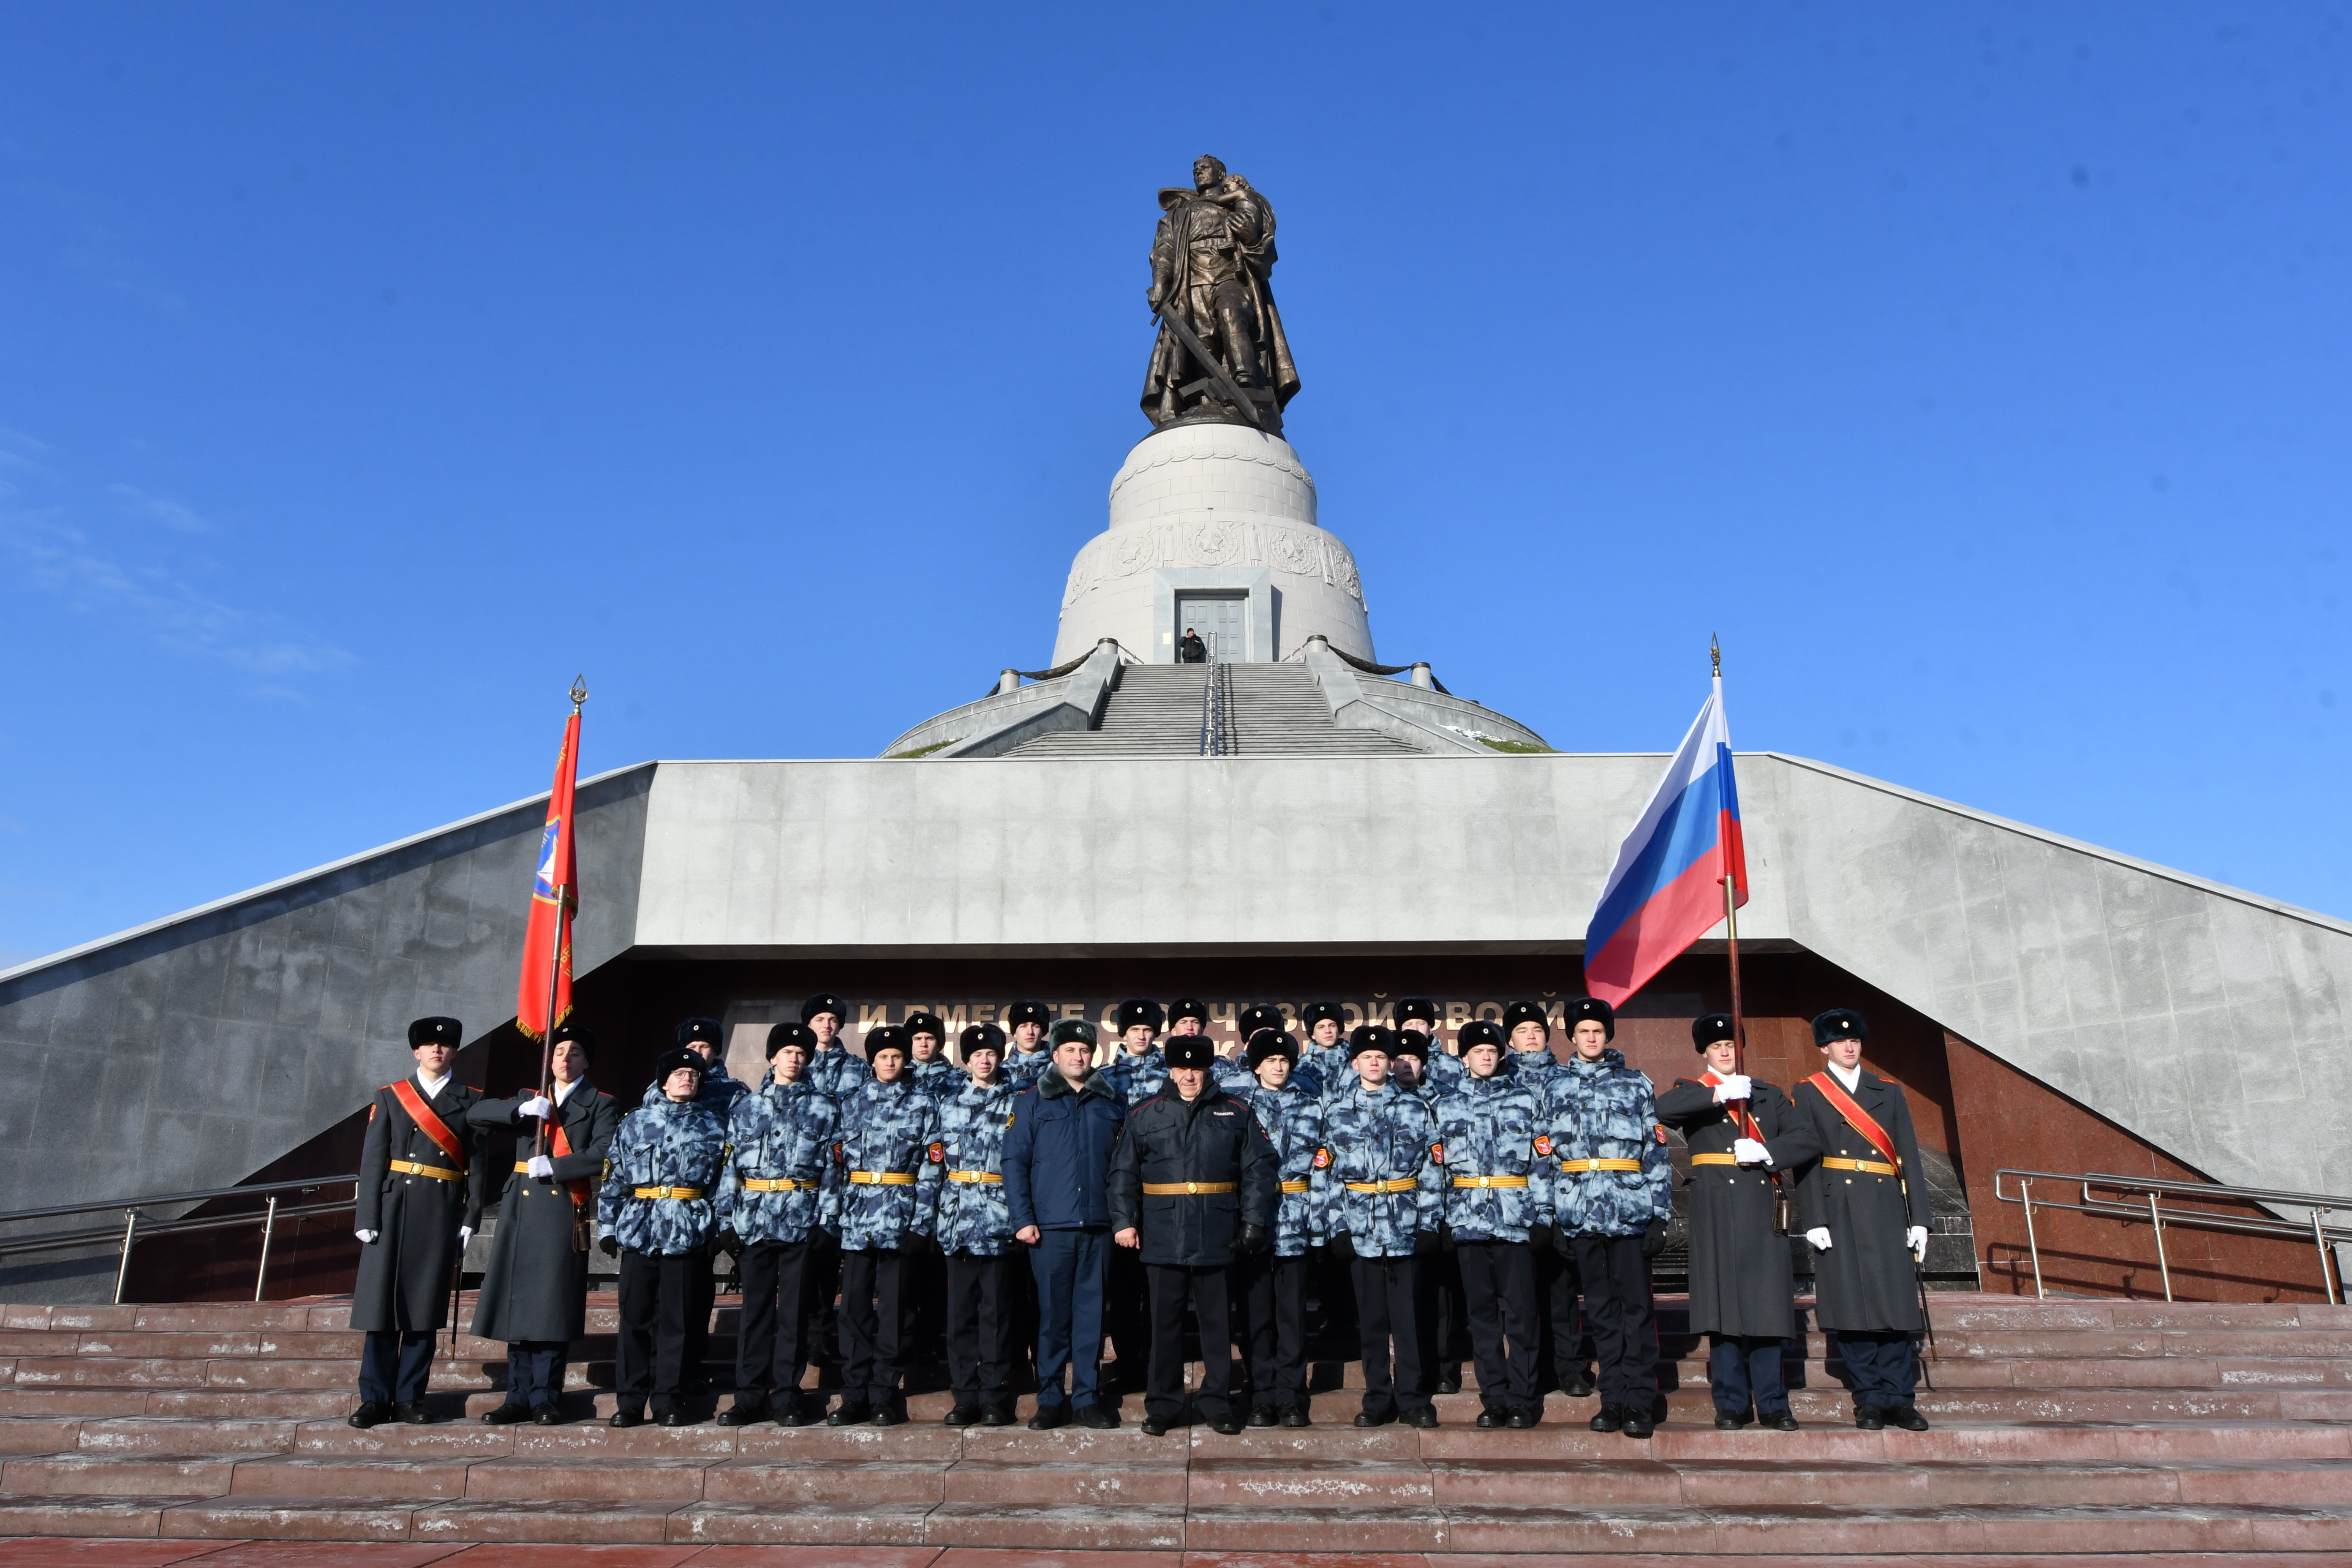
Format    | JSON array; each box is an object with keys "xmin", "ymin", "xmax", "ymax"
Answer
[
  {"xmin": 569, "ymin": 673, "xmax": 588, "ymax": 710},
  {"xmin": 1710, "ymin": 634, "xmax": 1721, "ymax": 679}
]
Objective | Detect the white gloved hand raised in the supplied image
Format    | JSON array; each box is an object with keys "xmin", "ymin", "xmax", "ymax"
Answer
[
  {"xmin": 354, "ymin": 1229, "xmax": 379, "ymax": 1244},
  {"xmin": 1805, "ymin": 1227, "xmax": 1832, "ymax": 1250},
  {"xmin": 517, "ymin": 1096, "xmax": 555, "ymax": 1120},
  {"xmin": 1906, "ymin": 1224, "xmax": 1929, "ymax": 1262},
  {"xmin": 1732, "ymin": 1137, "xmax": 1771, "ymax": 1166},
  {"xmin": 527, "ymin": 1154, "xmax": 555, "ymax": 1179},
  {"xmin": 1712, "ymin": 1074, "xmax": 1753, "ymax": 1102}
]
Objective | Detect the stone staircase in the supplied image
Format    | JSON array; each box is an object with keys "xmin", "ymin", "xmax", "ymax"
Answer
[
  {"xmin": 0, "ymin": 1294, "xmax": 2345, "ymax": 1555},
  {"xmin": 1004, "ymin": 662, "xmax": 1417, "ymax": 758}
]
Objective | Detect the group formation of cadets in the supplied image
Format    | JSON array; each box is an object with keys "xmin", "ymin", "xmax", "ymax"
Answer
[{"xmin": 346, "ymin": 995, "xmax": 1938, "ymax": 1438}]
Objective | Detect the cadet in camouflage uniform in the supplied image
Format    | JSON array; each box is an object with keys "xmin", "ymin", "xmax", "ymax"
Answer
[
  {"xmin": 1234, "ymin": 1028, "xmax": 1326, "ymax": 1426},
  {"xmin": 906, "ymin": 1011, "xmax": 960, "ymax": 1097},
  {"xmin": 1000, "ymin": 1000, "xmax": 1056, "ymax": 1089},
  {"xmin": 1502, "ymin": 1000, "xmax": 1590, "ymax": 1400},
  {"xmin": 1295, "ymin": 1001, "xmax": 1349, "ymax": 1095},
  {"xmin": 934, "ymin": 1023, "xmax": 1022, "ymax": 1426},
  {"xmin": 1204, "ymin": 1000, "xmax": 1256, "ymax": 1096},
  {"xmin": 1399, "ymin": 997, "xmax": 1463, "ymax": 1092},
  {"xmin": 900, "ymin": 1011, "xmax": 955, "ymax": 1376},
  {"xmin": 1436, "ymin": 1018, "xmax": 1550, "ymax": 1427},
  {"xmin": 799, "ymin": 993, "xmax": 864, "ymax": 1362},
  {"xmin": 715, "ymin": 1022, "xmax": 839, "ymax": 1427},
  {"xmin": 596, "ymin": 1046, "xmax": 728, "ymax": 1427},
  {"xmin": 827, "ymin": 1025, "xmax": 945, "ymax": 1426},
  {"xmin": 1541, "ymin": 996, "xmax": 1673, "ymax": 1439},
  {"xmin": 1322, "ymin": 1025, "xmax": 1446, "ymax": 1428},
  {"xmin": 1105, "ymin": 998, "xmax": 1169, "ymax": 1105},
  {"xmin": 654, "ymin": 1017, "xmax": 743, "ymax": 1394},
  {"xmin": 1390, "ymin": 1028, "xmax": 1464, "ymax": 1395}
]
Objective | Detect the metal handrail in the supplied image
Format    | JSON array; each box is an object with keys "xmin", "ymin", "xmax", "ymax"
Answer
[
  {"xmin": 1198, "ymin": 648, "xmax": 1226, "ymax": 757},
  {"xmin": 0, "ymin": 1175, "xmax": 359, "ymax": 1306},
  {"xmin": 1993, "ymin": 1166, "xmax": 2352, "ymax": 1304}
]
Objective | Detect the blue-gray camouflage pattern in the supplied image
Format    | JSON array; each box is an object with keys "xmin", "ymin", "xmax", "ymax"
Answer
[
  {"xmin": 932, "ymin": 1073, "xmax": 1020, "ymax": 1256},
  {"xmin": 1433, "ymin": 1071, "xmax": 1552, "ymax": 1242},
  {"xmin": 828, "ymin": 1076, "xmax": 945, "ymax": 1251},
  {"xmin": 715, "ymin": 1078, "xmax": 837, "ymax": 1246},
  {"xmin": 637, "ymin": 1055, "xmax": 752, "ymax": 1120},
  {"xmin": 596, "ymin": 1097, "xmax": 728, "ymax": 1255},
  {"xmin": 1001, "ymin": 1047, "xmax": 1056, "ymax": 1091},
  {"xmin": 1318, "ymin": 1079, "xmax": 1444, "ymax": 1258},
  {"xmin": 1238, "ymin": 1080, "xmax": 1326, "ymax": 1256},
  {"xmin": 1540, "ymin": 1047, "xmax": 1673, "ymax": 1237},
  {"xmin": 1105, "ymin": 1048, "xmax": 1168, "ymax": 1106},
  {"xmin": 805, "ymin": 1044, "xmax": 872, "ymax": 1101},
  {"xmin": 909, "ymin": 1055, "xmax": 962, "ymax": 1100}
]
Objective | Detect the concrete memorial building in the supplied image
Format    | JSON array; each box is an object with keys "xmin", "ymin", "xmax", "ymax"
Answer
[{"xmin": 0, "ymin": 152, "xmax": 2347, "ymax": 1561}]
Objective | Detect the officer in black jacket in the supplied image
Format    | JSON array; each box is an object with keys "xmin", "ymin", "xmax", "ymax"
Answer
[
  {"xmin": 350, "ymin": 1017, "xmax": 488, "ymax": 1427},
  {"xmin": 1108, "ymin": 1034, "xmax": 1279, "ymax": 1435}
]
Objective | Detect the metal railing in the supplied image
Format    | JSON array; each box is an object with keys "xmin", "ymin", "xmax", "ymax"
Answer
[
  {"xmin": 1198, "ymin": 650, "xmax": 1227, "ymax": 757},
  {"xmin": 0, "ymin": 1176, "xmax": 359, "ymax": 1305},
  {"xmin": 1994, "ymin": 1168, "xmax": 2352, "ymax": 1304}
]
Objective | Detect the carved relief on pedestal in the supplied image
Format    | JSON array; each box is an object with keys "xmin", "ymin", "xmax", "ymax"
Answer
[{"xmin": 1060, "ymin": 517, "xmax": 1366, "ymax": 608}]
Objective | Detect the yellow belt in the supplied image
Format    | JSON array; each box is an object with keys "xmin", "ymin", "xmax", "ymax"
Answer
[
  {"xmin": 1822, "ymin": 1157, "xmax": 1897, "ymax": 1176},
  {"xmin": 1450, "ymin": 1174, "xmax": 1530, "ymax": 1189},
  {"xmin": 1558, "ymin": 1158, "xmax": 1642, "ymax": 1173},
  {"xmin": 1143, "ymin": 1181, "xmax": 1235, "ymax": 1195},
  {"xmin": 1689, "ymin": 1154, "xmax": 1739, "ymax": 1167},
  {"xmin": 511, "ymin": 1161, "xmax": 542, "ymax": 1174},
  {"xmin": 741, "ymin": 1178, "xmax": 808, "ymax": 1192},
  {"xmin": 947, "ymin": 1171, "xmax": 1002, "ymax": 1184},
  {"xmin": 632, "ymin": 1186, "xmax": 704, "ymax": 1200},
  {"xmin": 390, "ymin": 1159, "xmax": 462, "ymax": 1182},
  {"xmin": 849, "ymin": 1171, "xmax": 917, "ymax": 1185},
  {"xmin": 1279, "ymin": 1179, "xmax": 1309, "ymax": 1194},
  {"xmin": 1344, "ymin": 1178, "xmax": 1419, "ymax": 1193}
]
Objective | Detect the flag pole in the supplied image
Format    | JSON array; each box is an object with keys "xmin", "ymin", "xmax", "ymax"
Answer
[
  {"xmin": 532, "ymin": 675, "xmax": 587, "ymax": 1162},
  {"xmin": 1712, "ymin": 635, "xmax": 1745, "ymax": 1078}
]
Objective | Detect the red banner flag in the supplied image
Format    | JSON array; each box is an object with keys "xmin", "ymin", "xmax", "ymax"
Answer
[{"xmin": 515, "ymin": 703, "xmax": 581, "ymax": 1043}]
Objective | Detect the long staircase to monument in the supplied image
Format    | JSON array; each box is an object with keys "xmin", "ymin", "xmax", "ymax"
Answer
[
  {"xmin": 0, "ymin": 1293, "xmax": 2346, "ymax": 1556},
  {"xmin": 1004, "ymin": 662, "xmax": 1418, "ymax": 758}
]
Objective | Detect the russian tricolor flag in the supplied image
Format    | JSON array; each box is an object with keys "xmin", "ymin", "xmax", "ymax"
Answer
[{"xmin": 1582, "ymin": 676, "xmax": 1748, "ymax": 1006}]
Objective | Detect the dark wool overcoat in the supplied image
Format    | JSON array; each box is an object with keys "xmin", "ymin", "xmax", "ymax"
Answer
[
  {"xmin": 1790, "ymin": 1069, "xmax": 1933, "ymax": 1333},
  {"xmin": 468, "ymin": 1080, "xmax": 619, "ymax": 1345},
  {"xmin": 1655, "ymin": 1076, "xmax": 1821, "ymax": 1338},
  {"xmin": 351, "ymin": 1075, "xmax": 488, "ymax": 1333}
]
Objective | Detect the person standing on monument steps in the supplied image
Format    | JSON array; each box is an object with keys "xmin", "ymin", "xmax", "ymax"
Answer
[
  {"xmin": 1791, "ymin": 1008, "xmax": 1934, "ymax": 1432},
  {"xmin": 1655, "ymin": 1013, "xmax": 1821, "ymax": 1431},
  {"xmin": 899, "ymin": 1010, "xmax": 955, "ymax": 1380},
  {"xmin": 597, "ymin": 1046, "xmax": 727, "ymax": 1427},
  {"xmin": 714, "ymin": 1023, "xmax": 838, "ymax": 1428},
  {"xmin": 1323, "ymin": 1025, "xmax": 1445, "ymax": 1429},
  {"xmin": 468, "ymin": 1022, "xmax": 617, "ymax": 1426},
  {"xmin": 1233, "ymin": 1028, "xmax": 1325, "ymax": 1426},
  {"xmin": 799, "ymin": 993, "xmax": 864, "ymax": 1362},
  {"xmin": 1106, "ymin": 998, "xmax": 1169, "ymax": 1105},
  {"xmin": 657, "ymin": 1017, "xmax": 738, "ymax": 1396},
  {"xmin": 1178, "ymin": 627, "xmax": 1207, "ymax": 663},
  {"xmin": 350, "ymin": 1017, "xmax": 488, "ymax": 1427},
  {"xmin": 1541, "ymin": 996, "xmax": 1672, "ymax": 1440},
  {"xmin": 1498, "ymin": 1001, "xmax": 1588, "ymax": 1402},
  {"xmin": 933, "ymin": 1023, "xmax": 1023, "ymax": 1427},
  {"xmin": 826, "ymin": 1024, "xmax": 944, "ymax": 1426},
  {"xmin": 1435, "ymin": 1018, "xmax": 1549, "ymax": 1429},
  {"xmin": 1109, "ymin": 1031, "xmax": 1279, "ymax": 1436},
  {"xmin": 1001, "ymin": 1000, "xmax": 1056, "ymax": 1089}
]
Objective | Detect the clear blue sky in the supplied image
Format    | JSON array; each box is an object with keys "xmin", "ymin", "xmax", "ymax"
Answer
[{"xmin": 3, "ymin": 4, "xmax": 2346, "ymax": 964}]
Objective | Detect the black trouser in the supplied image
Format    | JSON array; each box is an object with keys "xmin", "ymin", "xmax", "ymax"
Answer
[
  {"xmin": 905, "ymin": 1236, "xmax": 949, "ymax": 1372},
  {"xmin": 357, "ymin": 1330, "xmax": 436, "ymax": 1405},
  {"xmin": 682, "ymin": 1245, "xmax": 716, "ymax": 1391},
  {"xmin": 1146, "ymin": 1263, "xmax": 1232, "ymax": 1424},
  {"xmin": 838, "ymin": 1247, "xmax": 907, "ymax": 1411},
  {"xmin": 1350, "ymin": 1254, "xmax": 1428, "ymax": 1418},
  {"xmin": 1107, "ymin": 1244, "xmax": 1152, "ymax": 1392},
  {"xmin": 735, "ymin": 1238, "xmax": 814, "ymax": 1414},
  {"xmin": 1533, "ymin": 1239, "xmax": 1590, "ymax": 1390},
  {"xmin": 807, "ymin": 1228, "xmax": 842, "ymax": 1361},
  {"xmin": 946, "ymin": 1251, "xmax": 1018, "ymax": 1411},
  {"xmin": 1568, "ymin": 1233, "xmax": 1656, "ymax": 1410},
  {"xmin": 617, "ymin": 1247, "xmax": 704, "ymax": 1416},
  {"xmin": 1237, "ymin": 1251, "xmax": 1309, "ymax": 1413},
  {"xmin": 1835, "ymin": 1330, "xmax": 1918, "ymax": 1409},
  {"xmin": 1457, "ymin": 1240, "xmax": 1541, "ymax": 1416},
  {"xmin": 1710, "ymin": 1334, "xmax": 1789, "ymax": 1417},
  {"xmin": 500, "ymin": 1340, "xmax": 567, "ymax": 1412},
  {"xmin": 1419, "ymin": 1243, "xmax": 1466, "ymax": 1382},
  {"xmin": 1311, "ymin": 1243, "xmax": 1358, "ymax": 1358}
]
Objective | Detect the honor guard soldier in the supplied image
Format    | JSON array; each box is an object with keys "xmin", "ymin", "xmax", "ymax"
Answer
[
  {"xmin": 1791, "ymin": 1008, "xmax": 1933, "ymax": 1431},
  {"xmin": 350, "ymin": 1017, "xmax": 488, "ymax": 1427},
  {"xmin": 1323, "ymin": 1025, "xmax": 1445, "ymax": 1429},
  {"xmin": 1398, "ymin": 998, "xmax": 1461, "ymax": 1091},
  {"xmin": 714, "ymin": 1023, "xmax": 838, "ymax": 1427},
  {"xmin": 1542, "ymin": 996, "xmax": 1672, "ymax": 1439},
  {"xmin": 906, "ymin": 1011, "xmax": 959, "ymax": 1097},
  {"xmin": 1234, "ymin": 1029, "xmax": 1325, "ymax": 1426},
  {"xmin": 1436, "ymin": 1018, "xmax": 1549, "ymax": 1429},
  {"xmin": 1501, "ymin": 1001, "xmax": 1587, "ymax": 1400},
  {"xmin": 1004, "ymin": 1017, "xmax": 1129, "ymax": 1429},
  {"xmin": 900, "ymin": 1010, "xmax": 956, "ymax": 1374},
  {"xmin": 826, "ymin": 1024, "xmax": 944, "ymax": 1425},
  {"xmin": 1106, "ymin": 999, "xmax": 1169, "ymax": 1105},
  {"xmin": 1655, "ymin": 1014, "xmax": 1821, "ymax": 1430},
  {"xmin": 799, "ymin": 993, "xmax": 865, "ymax": 1358},
  {"xmin": 468, "ymin": 1022, "xmax": 618, "ymax": 1425},
  {"xmin": 596, "ymin": 1046, "xmax": 727, "ymax": 1427},
  {"xmin": 934, "ymin": 1023, "xmax": 1023, "ymax": 1426},
  {"xmin": 1001, "ymin": 1000, "xmax": 1056, "ymax": 1088},
  {"xmin": 1109, "ymin": 1032, "xmax": 1279, "ymax": 1435}
]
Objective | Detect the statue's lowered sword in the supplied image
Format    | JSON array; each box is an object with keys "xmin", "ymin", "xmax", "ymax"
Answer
[{"xmin": 1153, "ymin": 298, "xmax": 1280, "ymax": 434}]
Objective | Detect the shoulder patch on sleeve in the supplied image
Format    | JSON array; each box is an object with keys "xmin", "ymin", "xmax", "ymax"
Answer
[
  {"xmin": 1655, "ymin": 1124, "xmax": 1669, "ymax": 1144},
  {"xmin": 1312, "ymin": 1147, "xmax": 1331, "ymax": 1170},
  {"xmin": 927, "ymin": 1141, "xmax": 945, "ymax": 1163},
  {"xmin": 1430, "ymin": 1142, "xmax": 1444, "ymax": 1165},
  {"xmin": 1532, "ymin": 1134, "xmax": 1552, "ymax": 1157}
]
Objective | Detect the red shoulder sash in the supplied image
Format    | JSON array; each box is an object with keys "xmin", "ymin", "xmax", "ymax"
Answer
[
  {"xmin": 547, "ymin": 1095, "xmax": 593, "ymax": 1211},
  {"xmin": 389, "ymin": 1080, "xmax": 467, "ymax": 1170},
  {"xmin": 1699, "ymin": 1071, "xmax": 1764, "ymax": 1142},
  {"xmin": 1803, "ymin": 1072, "xmax": 1899, "ymax": 1170}
]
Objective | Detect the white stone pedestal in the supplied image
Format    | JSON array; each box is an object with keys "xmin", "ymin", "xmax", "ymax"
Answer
[{"xmin": 1050, "ymin": 422, "xmax": 1377, "ymax": 665}]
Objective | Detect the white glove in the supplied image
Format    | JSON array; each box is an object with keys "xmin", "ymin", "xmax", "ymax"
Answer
[
  {"xmin": 1906, "ymin": 1225, "xmax": 1929, "ymax": 1261},
  {"xmin": 458, "ymin": 1227, "xmax": 473, "ymax": 1248},
  {"xmin": 527, "ymin": 1154, "xmax": 555, "ymax": 1179},
  {"xmin": 1712, "ymin": 1074, "xmax": 1753, "ymax": 1102},
  {"xmin": 517, "ymin": 1095, "xmax": 555, "ymax": 1120},
  {"xmin": 1805, "ymin": 1227, "xmax": 1832, "ymax": 1250},
  {"xmin": 1731, "ymin": 1137, "xmax": 1770, "ymax": 1166},
  {"xmin": 354, "ymin": 1229, "xmax": 379, "ymax": 1244}
]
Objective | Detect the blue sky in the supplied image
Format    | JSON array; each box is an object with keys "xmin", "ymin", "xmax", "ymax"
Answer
[{"xmin": 2, "ymin": 4, "xmax": 2346, "ymax": 963}]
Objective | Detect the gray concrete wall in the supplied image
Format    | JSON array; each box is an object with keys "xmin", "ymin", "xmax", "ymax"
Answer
[{"xmin": 0, "ymin": 764, "xmax": 656, "ymax": 1229}]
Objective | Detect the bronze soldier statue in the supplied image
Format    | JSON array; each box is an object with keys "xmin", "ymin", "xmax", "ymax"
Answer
[{"xmin": 1142, "ymin": 155, "xmax": 1301, "ymax": 430}]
